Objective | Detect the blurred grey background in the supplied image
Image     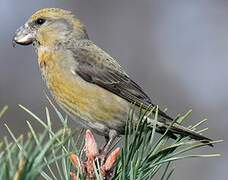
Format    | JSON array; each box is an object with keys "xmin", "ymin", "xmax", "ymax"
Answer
[{"xmin": 0, "ymin": 0, "xmax": 227, "ymax": 179}]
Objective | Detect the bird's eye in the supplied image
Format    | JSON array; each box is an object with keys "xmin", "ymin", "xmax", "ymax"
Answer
[{"xmin": 35, "ymin": 18, "xmax": 46, "ymax": 25}]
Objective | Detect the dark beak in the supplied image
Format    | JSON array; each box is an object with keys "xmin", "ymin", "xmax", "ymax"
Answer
[{"xmin": 13, "ymin": 23, "xmax": 35, "ymax": 47}]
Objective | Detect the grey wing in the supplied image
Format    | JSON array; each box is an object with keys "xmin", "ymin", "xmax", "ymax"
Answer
[{"xmin": 72, "ymin": 41, "xmax": 173, "ymax": 120}]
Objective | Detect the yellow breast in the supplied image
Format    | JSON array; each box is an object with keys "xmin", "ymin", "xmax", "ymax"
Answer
[{"xmin": 38, "ymin": 48, "xmax": 129, "ymax": 123}]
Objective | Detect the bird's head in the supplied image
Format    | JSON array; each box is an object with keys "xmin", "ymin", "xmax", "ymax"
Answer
[{"xmin": 13, "ymin": 8, "xmax": 88, "ymax": 48}]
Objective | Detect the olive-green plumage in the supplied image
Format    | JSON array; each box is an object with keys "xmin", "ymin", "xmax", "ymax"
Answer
[{"xmin": 13, "ymin": 8, "xmax": 212, "ymax": 149}]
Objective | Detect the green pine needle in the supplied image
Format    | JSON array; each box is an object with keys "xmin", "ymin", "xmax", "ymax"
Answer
[{"xmin": 0, "ymin": 104, "xmax": 222, "ymax": 180}]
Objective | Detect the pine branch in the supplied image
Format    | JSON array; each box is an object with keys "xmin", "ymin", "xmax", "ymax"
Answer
[{"xmin": 0, "ymin": 105, "xmax": 222, "ymax": 180}]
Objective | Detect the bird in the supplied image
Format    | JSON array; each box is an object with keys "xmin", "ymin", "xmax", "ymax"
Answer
[{"xmin": 13, "ymin": 8, "xmax": 212, "ymax": 152}]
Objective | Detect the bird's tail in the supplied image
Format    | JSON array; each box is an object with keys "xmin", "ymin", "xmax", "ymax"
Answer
[
  {"xmin": 148, "ymin": 117, "xmax": 213, "ymax": 147},
  {"xmin": 167, "ymin": 122, "xmax": 213, "ymax": 147}
]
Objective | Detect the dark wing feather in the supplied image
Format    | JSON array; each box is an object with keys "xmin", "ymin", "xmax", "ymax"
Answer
[
  {"xmin": 73, "ymin": 43, "xmax": 173, "ymax": 121},
  {"xmin": 76, "ymin": 60, "xmax": 153, "ymax": 107}
]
